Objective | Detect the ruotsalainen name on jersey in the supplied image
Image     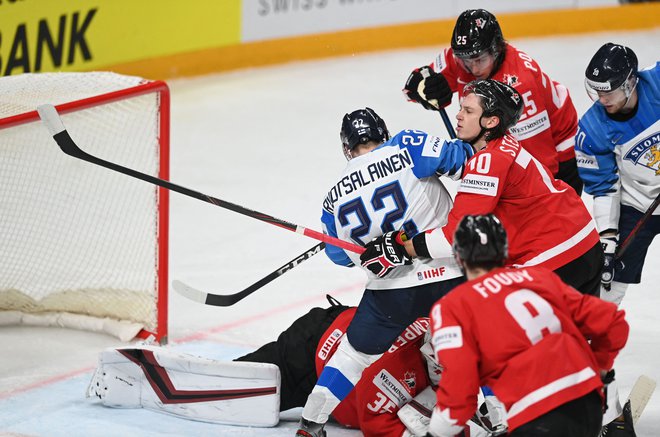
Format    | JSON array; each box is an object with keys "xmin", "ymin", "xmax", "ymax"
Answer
[{"xmin": 323, "ymin": 148, "xmax": 414, "ymax": 211}]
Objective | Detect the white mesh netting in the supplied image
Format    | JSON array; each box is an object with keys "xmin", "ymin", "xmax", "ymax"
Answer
[{"xmin": 0, "ymin": 72, "xmax": 166, "ymax": 338}]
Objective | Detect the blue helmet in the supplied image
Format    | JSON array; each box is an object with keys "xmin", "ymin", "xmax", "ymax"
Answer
[
  {"xmin": 340, "ymin": 107, "xmax": 390, "ymax": 160},
  {"xmin": 585, "ymin": 43, "xmax": 638, "ymax": 101}
]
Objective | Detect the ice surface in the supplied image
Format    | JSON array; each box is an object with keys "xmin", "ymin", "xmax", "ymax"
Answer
[{"xmin": 1, "ymin": 28, "xmax": 658, "ymax": 436}]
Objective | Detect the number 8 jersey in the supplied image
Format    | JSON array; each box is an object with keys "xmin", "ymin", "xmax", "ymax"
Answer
[
  {"xmin": 427, "ymin": 266, "xmax": 629, "ymax": 434},
  {"xmin": 321, "ymin": 129, "xmax": 468, "ymax": 290}
]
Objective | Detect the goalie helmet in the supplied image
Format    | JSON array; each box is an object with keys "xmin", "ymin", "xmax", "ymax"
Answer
[
  {"xmin": 340, "ymin": 107, "xmax": 390, "ymax": 160},
  {"xmin": 464, "ymin": 79, "xmax": 523, "ymax": 141},
  {"xmin": 585, "ymin": 43, "xmax": 638, "ymax": 101},
  {"xmin": 453, "ymin": 214, "xmax": 508, "ymax": 267},
  {"xmin": 451, "ymin": 9, "xmax": 505, "ymax": 60}
]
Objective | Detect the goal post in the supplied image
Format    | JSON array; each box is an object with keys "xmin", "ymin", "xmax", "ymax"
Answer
[{"xmin": 0, "ymin": 72, "xmax": 169, "ymax": 343}]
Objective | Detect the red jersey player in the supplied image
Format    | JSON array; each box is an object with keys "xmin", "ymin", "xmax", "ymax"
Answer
[
  {"xmin": 89, "ymin": 296, "xmax": 493, "ymax": 436},
  {"xmin": 404, "ymin": 9, "xmax": 582, "ymax": 194},
  {"xmin": 238, "ymin": 296, "xmax": 493, "ymax": 437},
  {"xmin": 426, "ymin": 214, "xmax": 629, "ymax": 437},
  {"xmin": 361, "ymin": 79, "xmax": 603, "ymax": 296}
]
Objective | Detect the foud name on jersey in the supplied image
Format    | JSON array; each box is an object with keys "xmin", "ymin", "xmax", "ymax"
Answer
[
  {"xmin": 472, "ymin": 269, "xmax": 533, "ymax": 298},
  {"xmin": 324, "ymin": 148, "xmax": 413, "ymax": 207}
]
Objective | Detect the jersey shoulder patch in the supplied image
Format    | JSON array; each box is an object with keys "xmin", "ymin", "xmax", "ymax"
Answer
[{"xmin": 431, "ymin": 326, "xmax": 463, "ymax": 351}]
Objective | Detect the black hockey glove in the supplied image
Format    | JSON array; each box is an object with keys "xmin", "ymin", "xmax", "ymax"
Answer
[
  {"xmin": 360, "ymin": 231, "xmax": 412, "ymax": 278},
  {"xmin": 600, "ymin": 234, "xmax": 618, "ymax": 291},
  {"xmin": 403, "ymin": 66, "xmax": 451, "ymax": 111},
  {"xmin": 422, "ymin": 70, "xmax": 452, "ymax": 109}
]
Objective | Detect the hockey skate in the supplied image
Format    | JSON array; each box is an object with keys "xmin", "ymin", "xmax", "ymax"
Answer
[
  {"xmin": 295, "ymin": 418, "xmax": 327, "ymax": 437},
  {"xmin": 599, "ymin": 400, "xmax": 636, "ymax": 437}
]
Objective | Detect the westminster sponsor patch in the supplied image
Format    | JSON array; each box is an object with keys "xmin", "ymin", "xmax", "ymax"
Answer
[
  {"xmin": 509, "ymin": 110, "xmax": 550, "ymax": 141},
  {"xmin": 431, "ymin": 326, "xmax": 463, "ymax": 351},
  {"xmin": 373, "ymin": 369, "xmax": 413, "ymax": 406},
  {"xmin": 458, "ymin": 174, "xmax": 499, "ymax": 196}
]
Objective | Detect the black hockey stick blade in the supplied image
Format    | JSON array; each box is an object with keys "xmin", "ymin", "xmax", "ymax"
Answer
[
  {"xmin": 173, "ymin": 242, "xmax": 325, "ymax": 306},
  {"xmin": 37, "ymin": 104, "xmax": 363, "ymax": 254}
]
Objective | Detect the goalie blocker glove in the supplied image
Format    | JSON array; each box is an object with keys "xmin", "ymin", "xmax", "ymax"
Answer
[
  {"xmin": 403, "ymin": 66, "xmax": 452, "ymax": 110},
  {"xmin": 360, "ymin": 231, "xmax": 412, "ymax": 278}
]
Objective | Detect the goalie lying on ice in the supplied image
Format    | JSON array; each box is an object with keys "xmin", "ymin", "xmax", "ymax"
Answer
[{"xmin": 87, "ymin": 295, "xmax": 502, "ymax": 436}]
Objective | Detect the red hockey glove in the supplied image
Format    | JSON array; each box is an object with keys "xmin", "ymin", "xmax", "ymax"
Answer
[{"xmin": 360, "ymin": 231, "xmax": 412, "ymax": 278}]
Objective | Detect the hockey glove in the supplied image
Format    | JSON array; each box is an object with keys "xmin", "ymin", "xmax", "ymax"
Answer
[
  {"xmin": 360, "ymin": 231, "xmax": 412, "ymax": 278},
  {"xmin": 404, "ymin": 66, "xmax": 451, "ymax": 111},
  {"xmin": 601, "ymin": 369, "xmax": 616, "ymax": 414},
  {"xmin": 600, "ymin": 234, "xmax": 618, "ymax": 291},
  {"xmin": 422, "ymin": 71, "xmax": 452, "ymax": 109}
]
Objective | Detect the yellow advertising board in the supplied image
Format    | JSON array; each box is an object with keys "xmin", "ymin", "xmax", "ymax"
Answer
[
  {"xmin": 0, "ymin": 0, "xmax": 240, "ymax": 76},
  {"xmin": 1, "ymin": 0, "xmax": 657, "ymax": 79}
]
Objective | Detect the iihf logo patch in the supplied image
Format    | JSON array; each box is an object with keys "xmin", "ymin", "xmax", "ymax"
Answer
[{"xmin": 623, "ymin": 133, "xmax": 660, "ymax": 175}]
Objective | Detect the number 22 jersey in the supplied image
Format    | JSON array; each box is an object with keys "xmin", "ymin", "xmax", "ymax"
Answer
[{"xmin": 321, "ymin": 129, "xmax": 468, "ymax": 290}]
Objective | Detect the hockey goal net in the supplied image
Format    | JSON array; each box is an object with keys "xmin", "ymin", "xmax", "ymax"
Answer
[{"xmin": 0, "ymin": 72, "xmax": 169, "ymax": 343}]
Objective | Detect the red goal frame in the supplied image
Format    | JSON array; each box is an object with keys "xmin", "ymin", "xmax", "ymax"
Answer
[{"xmin": 0, "ymin": 80, "xmax": 170, "ymax": 344}]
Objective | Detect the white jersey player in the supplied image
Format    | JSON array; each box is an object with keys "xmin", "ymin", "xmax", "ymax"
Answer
[
  {"xmin": 577, "ymin": 43, "xmax": 660, "ymax": 305},
  {"xmin": 296, "ymin": 108, "xmax": 474, "ymax": 437}
]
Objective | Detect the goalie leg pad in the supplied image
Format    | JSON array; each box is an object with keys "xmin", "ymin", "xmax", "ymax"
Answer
[{"xmin": 87, "ymin": 346, "xmax": 281, "ymax": 427}]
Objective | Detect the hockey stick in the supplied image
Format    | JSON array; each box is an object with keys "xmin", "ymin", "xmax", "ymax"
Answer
[
  {"xmin": 628, "ymin": 374, "xmax": 656, "ymax": 425},
  {"xmin": 616, "ymin": 191, "xmax": 660, "ymax": 259},
  {"xmin": 37, "ymin": 104, "xmax": 364, "ymax": 255},
  {"xmin": 173, "ymin": 242, "xmax": 325, "ymax": 306},
  {"xmin": 439, "ymin": 108, "xmax": 457, "ymax": 139}
]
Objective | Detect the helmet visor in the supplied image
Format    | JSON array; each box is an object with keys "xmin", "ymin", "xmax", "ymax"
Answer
[
  {"xmin": 454, "ymin": 51, "xmax": 496, "ymax": 78},
  {"xmin": 585, "ymin": 70, "xmax": 636, "ymax": 103}
]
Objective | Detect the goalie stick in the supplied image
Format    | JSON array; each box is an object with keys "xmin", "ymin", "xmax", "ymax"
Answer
[
  {"xmin": 37, "ymin": 104, "xmax": 363, "ymax": 255},
  {"xmin": 173, "ymin": 242, "xmax": 325, "ymax": 306}
]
